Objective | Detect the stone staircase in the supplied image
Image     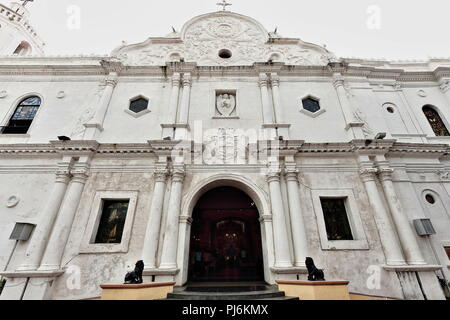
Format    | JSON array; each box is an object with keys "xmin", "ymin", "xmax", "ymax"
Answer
[{"xmin": 166, "ymin": 283, "xmax": 299, "ymax": 300}]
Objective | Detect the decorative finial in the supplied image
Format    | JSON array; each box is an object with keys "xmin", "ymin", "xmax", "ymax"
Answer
[
  {"xmin": 20, "ymin": 0, "xmax": 34, "ymax": 7},
  {"xmin": 216, "ymin": 0, "xmax": 232, "ymax": 11}
]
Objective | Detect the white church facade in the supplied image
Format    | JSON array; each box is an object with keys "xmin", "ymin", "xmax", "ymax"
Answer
[{"xmin": 0, "ymin": 1, "xmax": 450, "ymax": 300}]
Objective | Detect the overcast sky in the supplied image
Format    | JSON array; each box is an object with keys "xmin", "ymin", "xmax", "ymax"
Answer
[{"xmin": 2, "ymin": 0, "xmax": 449, "ymax": 60}]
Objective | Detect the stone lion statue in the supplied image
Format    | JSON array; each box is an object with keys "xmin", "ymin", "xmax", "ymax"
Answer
[
  {"xmin": 124, "ymin": 260, "xmax": 144, "ymax": 284},
  {"xmin": 305, "ymin": 257, "xmax": 325, "ymax": 281}
]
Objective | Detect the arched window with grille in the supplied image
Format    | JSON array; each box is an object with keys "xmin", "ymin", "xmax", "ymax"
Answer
[
  {"xmin": 423, "ymin": 105, "xmax": 450, "ymax": 137},
  {"xmin": 2, "ymin": 96, "xmax": 41, "ymax": 134}
]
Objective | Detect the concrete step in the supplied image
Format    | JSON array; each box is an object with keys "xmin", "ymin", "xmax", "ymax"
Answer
[{"xmin": 167, "ymin": 289, "xmax": 288, "ymax": 300}]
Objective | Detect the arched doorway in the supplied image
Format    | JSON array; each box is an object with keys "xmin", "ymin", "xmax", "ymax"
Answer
[{"xmin": 188, "ymin": 187, "xmax": 265, "ymax": 282}]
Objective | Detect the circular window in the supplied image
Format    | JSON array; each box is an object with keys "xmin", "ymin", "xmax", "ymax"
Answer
[
  {"xmin": 386, "ymin": 106, "xmax": 395, "ymax": 114},
  {"xmin": 425, "ymin": 194, "xmax": 436, "ymax": 204},
  {"xmin": 219, "ymin": 49, "xmax": 232, "ymax": 59}
]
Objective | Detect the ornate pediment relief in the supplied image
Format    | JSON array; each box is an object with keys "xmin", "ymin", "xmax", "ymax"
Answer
[{"xmin": 112, "ymin": 12, "xmax": 334, "ymax": 67}]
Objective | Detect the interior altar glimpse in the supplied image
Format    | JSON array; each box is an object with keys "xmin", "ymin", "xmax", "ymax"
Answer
[{"xmin": 0, "ymin": 1, "xmax": 449, "ymax": 301}]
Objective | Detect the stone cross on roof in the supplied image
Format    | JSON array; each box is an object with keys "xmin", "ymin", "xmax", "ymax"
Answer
[
  {"xmin": 216, "ymin": 0, "xmax": 232, "ymax": 11},
  {"xmin": 20, "ymin": 0, "xmax": 34, "ymax": 7}
]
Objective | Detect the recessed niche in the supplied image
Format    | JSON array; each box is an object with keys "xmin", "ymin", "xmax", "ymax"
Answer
[{"xmin": 219, "ymin": 49, "xmax": 232, "ymax": 59}]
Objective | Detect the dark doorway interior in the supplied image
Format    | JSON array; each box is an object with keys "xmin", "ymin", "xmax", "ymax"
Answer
[{"xmin": 188, "ymin": 187, "xmax": 265, "ymax": 282}]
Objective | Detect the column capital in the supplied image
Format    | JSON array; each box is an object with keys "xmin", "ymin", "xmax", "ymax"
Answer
[
  {"xmin": 266, "ymin": 167, "xmax": 281, "ymax": 183},
  {"xmin": 270, "ymin": 74, "xmax": 280, "ymax": 87},
  {"xmin": 70, "ymin": 167, "xmax": 90, "ymax": 183},
  {"xmin": 55, "ymin": 169, "xmax": 71, "ymax": 184},
  {"xmin": 332, "ymin": 74, "xmax": 345, "ymax": 89},
  {"xmin": 104, "ymin": 75, "xmax": 118, "ymax": 88},
  {"xmin": 284, "ymin": 167, "xmax": 299, "ymax": 182},
  {"xmin": 100, "ymin": 59, "xmax": 124, "ymax": 74},
  {"xmin": 171, "ymin": 165, "xmax": 186, "ymax": 183},
  {"xmin": 182, "ymin": 74, "xmax": 191, "ymax": 87},
  {"xmin": 154, "ymin": 168, "xmax": 169, "ymax": 182},
  {"xmin": 259, "ymin": 73, "xmax": 269, "ymax": 88},
  {"xmin": 172, "ymin": 73, "xmax": 181, "ymax": 87},
  {"xmin": 359, "ymin": 167, "xmax": 378, "ymax": 182},
  {"xmin": 379, "ymin": 168, "xmax": 394, "ymax": 181}
]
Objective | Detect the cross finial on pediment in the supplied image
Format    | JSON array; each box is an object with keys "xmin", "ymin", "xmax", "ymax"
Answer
[
  {"xmin": 216, "ymin": 0, "xmax": 232, "ymax": 11},
  {"xmin": 20, "ymin": 0, "xmax": 34, "ymax": 7}
]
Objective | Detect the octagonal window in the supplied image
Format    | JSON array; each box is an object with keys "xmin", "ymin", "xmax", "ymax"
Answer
[
  {"xmin": 129, "ymin": 97, "xmax": 149, "ymax": 114},
  {"xmin": 302, "ymin": 97, "xmax": 321, "ymax": 113}
]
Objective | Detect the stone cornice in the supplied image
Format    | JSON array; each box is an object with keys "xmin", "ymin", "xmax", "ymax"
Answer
[
  {"xmin": 0, "ymin": 141, "xmax": 448, "ymax": 159},
  {"xmin": 50, "ymin": 140, "xmax": 99, "ymax": 155},
  {"xmin": 0, "ymin": 59, "xmax": 448, "ymax": 83}
]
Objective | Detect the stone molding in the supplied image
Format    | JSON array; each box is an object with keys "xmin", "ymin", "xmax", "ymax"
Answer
[{"xmin": 0, "ymin": 141, "xmax": 449, "ymax": 160}]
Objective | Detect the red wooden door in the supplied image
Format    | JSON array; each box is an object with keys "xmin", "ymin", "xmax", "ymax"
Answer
[{"xmin": 188, "ymin": 187, "xmax": 264, "ymax": 282}]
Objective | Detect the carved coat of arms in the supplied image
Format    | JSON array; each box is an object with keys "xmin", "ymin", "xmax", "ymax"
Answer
[{"xmin": 216, "ymin": 93, "xmax": 236, "ymax": 117}]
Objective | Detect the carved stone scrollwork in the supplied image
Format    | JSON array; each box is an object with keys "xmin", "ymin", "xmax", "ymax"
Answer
[
  {"xmin": 154, "ymin": 168, "xmax": 169, "ymax": 182},
  {"xmin": 359, "ymin": 167, "xmax": 378, "ymax": 182},
  {"xmin": 100, "ymin": 59, "xmax": 124, "ymax": 74}
]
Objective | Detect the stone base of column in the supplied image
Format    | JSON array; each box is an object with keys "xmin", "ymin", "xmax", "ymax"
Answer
[
  {"xmin": 262, "ymin": 123, "xmax": 291, "ymax": 140},
  {"xmin": 15, "ymin": 264, "xmax": 39, "ymax": 272},
  {"xmin": 143, "ymin": 268, "xmax": 180, "ymax": 283},
  {"xmin": 271, "ymin": 266, "xmax": 308, "ymax": 274},
  {"xmin": 345, "ymin": 122, "xmax": 365, "ymax": 139},
  {"xmin": 83, "ymin": 123, "xmax": 103, "ymax": 140},
  {"xmin": 37, "ymin": 264, "xmax": 62, "ymax": 272},
  {"xmin": 174, "ymin": 124, "xmax": 191, "ymax": 140}
]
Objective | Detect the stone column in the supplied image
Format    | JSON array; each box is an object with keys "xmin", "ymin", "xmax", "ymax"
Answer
[
  {"xmin": 162, "ymin": 73, "xmax": 181, "ymax": 139},
  {"xmin": 84, "ymin": 73, "xmax": 118, "ymax": 140},
  {"xmin": 378, "ymin": 165, "xmax": 426, "ymax": 265},
  {"xmin": 359, "ymin": 165, "xmax": 406, "ymax": 266},
  {"xmin": 142, "ymin": 167, "xmax": 169, "ymax": 270},
  {"xmin": 259, "ymin": 73, "xmax": 276, "ymax": 140},
  {"xmin": 16, "ymin": 167, "xmax": 71, "ymax": 271},
  {"xmin": 38, "ymin": 167, "xmax": 89, "ymax": 271},
  {"xmin": 333, "ymin": 73, "xmax": 364, "ymax": 139},
  {"xmin": 259, "ymin": 73, "xmax": 274, "ymax": 124},
  {"xmin": 175, "ymin": 74, "xmax": 191, "ymax": 140},
  {"xmin": 270, "ymin": 73, "xmax": 283, "ymax": 124},
  {"xmin": 159, "ymin": 165, "xmax": 185, "ymax": 270},
  {"xmin": 267, "ymin": 164, "xmax": 293, "ymax": 268},
  {"xmin": 284, "ymin": 164, "xmax": 309, "ymax": 267}
]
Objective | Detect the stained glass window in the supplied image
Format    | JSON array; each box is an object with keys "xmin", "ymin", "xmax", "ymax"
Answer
[
  {"xmin": 129, "ymin": 97, "xmax": 149, "ymax": 113},
  {"xmin": 320, "ymin": 198, "xmax": 354, "ymax": 241},
  {"xmin": 2, "ymin": 96, "xmax": 41, "ymax": 134},
  {"xmin": 302, "ymin": 97, "xmax": 321, "ymax": 113},
  {"xmin": 423, "ymin": 106, "xmax": 450, "ymax": 137},
  {"xmin": 95, "ymin": 200, "xmax": 129, "ymax": 244}
]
